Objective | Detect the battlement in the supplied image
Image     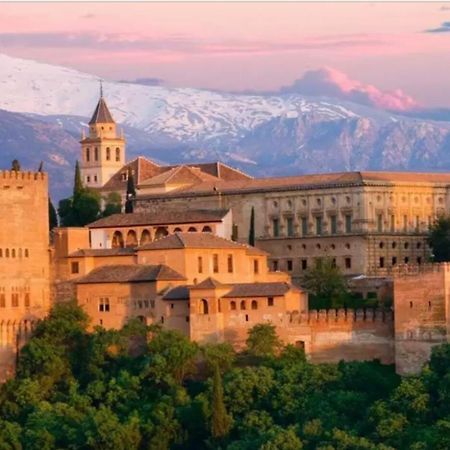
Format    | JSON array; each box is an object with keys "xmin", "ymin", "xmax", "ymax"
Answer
[
  {"xmin": 392, "ymin": 262, "xmax": 450, "ymax": 277},
  {"xmin": 0, "ymin": 170, "xmax": 47, "ymax": 182},
  {"xmin": 290, "ymin": 308, "xmax": 393, "ymax": 324}
]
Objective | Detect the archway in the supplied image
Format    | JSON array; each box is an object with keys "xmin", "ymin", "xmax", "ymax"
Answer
[
  {"xmin": 188, "ymin": 227, "xmax": 197, "ymax": 232},
  {"xmin": 155, "ymin": 227, "xmax": 168, "ymax": 240},
  {"xmin": 251, "ymin": 300, "xmax": 258, "ymax": 310},
  {"xmin": 202, "ymin": 226, "xmax": 212, "ymax": 233},
  {"xmin": 112, "ymin": 231, "xmax": 124, "ymax": 248},
  {"xmin": 140, "ymin": 229, "xmax": 151, "ymax": 245},
  {"xmin": 173, "ymin": 227, "xmax": 183, "ymax": 232},
  {"xmin": 200, "ymin": 299, "xmax": 209, "ymax": 315},
  {"xmin": 126, "ymin": 230, "xmax": 138, "ymax": 247}
]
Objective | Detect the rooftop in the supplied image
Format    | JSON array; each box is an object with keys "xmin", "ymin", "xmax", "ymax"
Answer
[
  {"xmin": 69, "ymin": 248, "xmax": 136, "ymax": 257},
  {"xmin": 76, "ymin": 264, "xmax": 185, "ymax": 284},
  {"xmin": 222, "ymin": 282, "xmax": 294, "ymax": 298},
  {"xmin": 89, "ymin": 97, "xmax": 115, "ymax": 124}
]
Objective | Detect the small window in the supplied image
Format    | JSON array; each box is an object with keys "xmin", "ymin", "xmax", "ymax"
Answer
[
  {"xmin": 227, "ymin": 254, "xmax": 233, "ymax": 273},
  {"xmin": 410, "ymin": 301, "xmax": 413, "ymax": 308},
  {"xmin": 11, "ymin": 249, "xmax": 15, "ymax": 258},
  {"xmin": 287, "ymin": 259, "xmax": 293, "ymax": 271},
  {"xmin": 198, "ymin": 256, "xmax": 203, "ymax": 273},
  {"xmin": 5, "ymin": 249, "xmax": 9, "ymax": 258},
  {"xmin": 185, "ymin": 316, "xmax": 190, "ymax": 322},
  {"xmin": 301, "ymin": 259, "xmax": 307, "ymax": 270},
  {"xmin": 0, "ymin": 249, "xmax": 2, "ymax": 257},
  {"xmin": 251, "ymin": 300, "xmax": 257, "ymax": 310},
  {"xmin": 272, "ymin": 218, "xmax": 279, "ymax": 237},
  {"xmin": 268, "ymin": 297, "xmax": 274, "ymax": 307},
  {"xmin": 345, "ymin": 214, "xmax": 352, "ymax": 233},
  {"xmin": 272, "ymin": 260, "xmax": 278, "ymax": 271},
  {"xmin": 377, "ymin": 214, "xmax": 383, "ymax": 232},
  {"xmin": 71, "ymin": 261, "xmax": 79, "ymax": 274},
  {"xmin": 94, "ymin": 147, "xmax": 98, "ymax": 161},
  {"xmin": 24, "ymin": 249, "xmax": 29, "ymax": 257},
  {"xmin": 417, "ymin": 257, "xmax": 422, "ymax": 265},
  {"xmin": 115, "ymin": 147, "xmax": 120, "ymax": 162},
  {"xmin": 245, "ymin": 314, "xmax": 249, "ymax": 322},
  {"xmin": 253, "ymin": 259, "xmax": 259, "ymax": 274},
  {"xmin": 240, "ymin": 300, "xmax": 246, "ymax": 310},
  {"xmin": 213, "ymin": 254, "xmax": 219, "ymax": 273},
  {"xmin": 345, "ymin": 257, "xmax": 351, "ymax": 269},
  {"xmin": 106, "ymin": 147, "xmax": 111, "ymax": 161},
  {"xmin": 392, "ymin": 257, "xmax": 397, "ymax": 266},
  {"xmin": 315, "ymin": 216, "xmax": 323, "ymax": 235},
  {"xmin": 24, "ymin": 293, "xmax": 30, "ymax": 308},
  {"xmin": 0, "ymin": 294, "xmax": 5, "ymax": 308},
  {"xmin": 404, "ymin": 257, "xmax": 409, "ymax": 264},
  {"xmin": 379, "ymin": 257, "xmax": 385, "ymax": 268},
  {"xmin": 99, "ymin": 298, "xmax": 110, "ymax": 312},
  {"xmin": 330, "ymin": 215, "xmax": 337, "ymax": 234},
  {"xmin": 301, "ymin": 217, "xmax": 308, "ymax": 236},
  {"xmin": 86, "ymin": 148, "xmax": 90, "ymax": 162},
  {"xmin": 94, "ymin": 175, "xmax": 98, "ymax": 182},
  {"xmin": 428, "ymin": 301, "xmax": 432, "ymax": 311},
  {"xmin": 286, "ymin": 217, "xmax": 294, "ymax": 237},
  {"xmin": 230, "ymin": 301, "xmax": 236, "ymax": 311},
  {"xmin": 11, "ymin": 293, "xmax": 19, "ymax": 308},
  {"xmin": 87, "ymin": 176, "xmax": 91, "ymax": 183}
]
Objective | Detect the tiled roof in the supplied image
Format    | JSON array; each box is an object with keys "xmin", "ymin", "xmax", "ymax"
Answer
[
  {"xmin": 162, "ymin": 162, "xmax": 252, "ymax": 181},
  {"xmin": 69, "ymin": 248, "xmax": 136, "ymax": 257},
  {"xmin": 76, "ymin": 264, "xmax": 185, "ymax": 284},
  {"xmin": 89, "ymin": 97, "xmax": 115, "ymax": 124},
  {"xmin": 139, "ymin": 165, "xmax": 220, "ymax": 187},
  {"xmin": 137, "ymin": 170, "xmax": 450, "ymax": 199},
  {"xmin": 222, "ymin": 282, "xmax": 293, "ymax": 298},
  {"xmin": 194, "ymin": 277, "xmax": 225, "ymax": 289},
  {"xmin": 162, "ymin": 285, "xmax": 191, "ymax": 300},
  {"xmin": 139, "ymin": 232, "xmax": 267, "ymax": 255},
  {"xmin": 88, "ymin": 209, "xmax": 230, "ymax": 229}
]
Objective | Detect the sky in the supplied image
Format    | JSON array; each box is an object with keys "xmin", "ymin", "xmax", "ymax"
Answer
[{"xmin": 0, "ymin": 2, "xmax": 450, "ymax": 108}]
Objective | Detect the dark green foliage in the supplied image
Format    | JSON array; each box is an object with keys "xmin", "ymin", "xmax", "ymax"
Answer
[
  {"xmin": 73, "ymin": 160, "xmax": 83, "ymax": 199},
  {"xmin": 2, "ymin": 304, "xmax": 450, "ymax": 450},
  {"xmin": 428, "ymin": 214, "xmax": 450, "ymax": 262},
  {"xmin": 11, "ymin": 159, "xmax": 20, "ymax": 171},
  {"xmin": 125, "ymin": 168, "xmax": 136, "ymax": 214},
  {"xmin": 248, "ymin": 207, "xmax": 255, "ymax": 246},
  {"xmin": 102, "ymin": 192, "xmax": 122, "ymax": 217},
  {"xmin": 48, "ymin": 199, "xmax": 58, "ymax": 230}
]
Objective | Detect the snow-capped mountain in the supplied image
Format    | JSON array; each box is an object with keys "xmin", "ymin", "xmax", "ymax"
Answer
[{"xmin": 0, "ymin": 53, "xmax": 449, "ymax": 200}]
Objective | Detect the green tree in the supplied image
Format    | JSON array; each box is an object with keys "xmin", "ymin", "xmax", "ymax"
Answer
[
  {"xmin": 125, "ymin": 168, "xmax": 136, "ymax": 214},
  {"xmin": 301, "ymin": 257, "xmax": 350, "ymax": 309},
  {"xmin": 211, "ymin": 364, "xmax": 232, "ymax": 439},
  {"xmin": 48, "ymin": 198, "xmax": 58, "ymax": 230},
  {"xmin": 201, "ymin": 342, "xmax": 235, "ymax": 375},
  {"xmin": 428, "ymin": 214, "xmax": 450, "ymax": 262},
  {"xmin": 246, "ymin": 323, "xmax": 281, "ymax": 358},
  {"xmin": 73, "ymin": 160, "xmax": 83, "ymax": 200},
  {"xmin": 248, "ymin": 206, "xmax": 255, "ymax": 246},
  {"xmin": 11, "ymin": 159, "xmax": 20, "ymax": 172},
  {"xmin": 102, "ymin": 192, "xmax": 122, "ymax": 217}
]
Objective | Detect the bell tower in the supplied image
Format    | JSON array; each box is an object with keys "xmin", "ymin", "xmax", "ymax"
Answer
[{"xmin": 80, "ymin": 85, "xmax": 126, "ymax": 188}]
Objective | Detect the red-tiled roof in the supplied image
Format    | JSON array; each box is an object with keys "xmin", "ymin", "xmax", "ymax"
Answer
[
  {"xmin": 69, "ymin": 248, "xmax": 136, "ymax": 257},
  {"xmin": 76, "ymin": 264, "xmax": 185, "ymax": 284},
  {"xmin": 222, "ymin": 282, "xmax": 294, "ymax": 298},
  {"xmin": 193, "ymin": 277, "xmax": 226, "ymax": 289}
]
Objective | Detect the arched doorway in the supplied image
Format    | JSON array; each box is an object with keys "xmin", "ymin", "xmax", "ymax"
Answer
[
  {"xmin": 155, "ymin": 227, "xmax": 168, "ymax": 240},
  {"xmin": 112, "ymin": 231, "xmax": 124, "ymax": 248},
  {"xmin": 126, "ymin": 230, "xmax": 138, "ymax": 247},
  {"xmin": 140, "ymin": 229, "xmax": 151, "ymax": 245}
]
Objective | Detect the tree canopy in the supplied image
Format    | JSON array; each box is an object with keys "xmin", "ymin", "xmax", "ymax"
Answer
[{"xmin": 428, "ymin": 214, "xmax": 450, "ymax": 262}]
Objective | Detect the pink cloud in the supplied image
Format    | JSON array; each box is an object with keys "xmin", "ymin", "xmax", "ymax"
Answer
[{"xmin": 280, "ymin": 67, "xmax": 419, "ymax": 111}]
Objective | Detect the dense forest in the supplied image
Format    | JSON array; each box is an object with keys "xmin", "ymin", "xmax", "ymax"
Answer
[{"xmin": 1, "ymin": 303, "xmax": 450, "ymax": 450}]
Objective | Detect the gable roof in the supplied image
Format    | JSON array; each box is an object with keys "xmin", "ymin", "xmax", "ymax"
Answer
[
  {"xmin": 162, "ymin": 285, "xmax": 191, "ymax": 301},
  {"xmin": 139, "ymin": 165, "xmax": 220, "ymax": 187},
  {"xmin": 88, "ymin": 209, "xmax": 230, "ymax": 229},
  {"xmin": 193, "ymin": 277, "xmax": 226, "ymax": 289},
  {"xmin": 76, "ymin": 264, "xmax": 185, "ymax": 284},
  {"xmin": 89, "ymin": 97, "xmax": 115, "ymax": 124},
  {"xmin": 139, "ymin": 232, "xmax": 267, "ymax": 255},
  {"xmin": 222, "ymin": 282, "xmax": 294, "ymax": 298}
]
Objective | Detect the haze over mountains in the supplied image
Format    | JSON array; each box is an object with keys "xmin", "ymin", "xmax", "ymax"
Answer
[{"xmin": 0, "ymin": 53, "xmax": 449, "ymax": 199}]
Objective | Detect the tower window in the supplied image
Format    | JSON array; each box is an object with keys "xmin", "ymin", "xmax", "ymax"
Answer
[
  {"xmin": 227, "ymin": 254, "xmax": 234, "ymax": 273},
  {"xmin": 106, "ymin": 147, "xmax": 111, "ymax": 161},
  {"xmin": 116, "ymin": 148, "xmax": 120, "ymax": 162},
  {"xmin": 87, "ymin": 176, "xmax": 90, "ymax": 183},
  {"xmin": 94, "ymin": 147, "xmax": 98, "ymax": 161},
  {"xmin": 86, "ymin": 148, "xmax": 90, "ymax": 162},
  {"xmin": 198, "ymin": 256, "xmax": 203, "ymax": 273},
  {"xmin": 213, "ymin": 254, "xmax": 219, "ymax": 273}
]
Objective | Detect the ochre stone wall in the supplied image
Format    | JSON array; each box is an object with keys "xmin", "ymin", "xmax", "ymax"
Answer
[{"xmin": 0, "ymin": 171, "xmax": 50, "ymax": 381}]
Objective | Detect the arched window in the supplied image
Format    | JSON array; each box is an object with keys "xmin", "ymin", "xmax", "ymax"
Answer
[
  {"xmin": 112, "ymin": 231, "xmax": 124, "ymax": 248},
  {"xmin": 106, "ymin": 147, "xmax": 111, "ymax": 161},
  {"xmin": 140, "ymin": 229, "xmax": 151, "ymax": 245},
  {"xmin": 173, "ymin": 227, "xmax": 183, "ymax": 232},
  {"xmin": 115, "ymin": 147, "xmax": 120, "ymax": 162},
  {"xmin": 5, "ymin": 249, "xmax": 9, "ymax": 258},
  {"xmin": 240, "ymin": 300, "xmax": 246, "ymax": 310},
  {"xmin": 94, "ymin": 147, "xmax": 99, "ymax": 161},
  {"xmin": 188, "ymin": 227, "xmax": 197, "ymax": 232},
  {"xmin": 86, "ymin": 148, "xmax": 90, "ymax": 162},
  {"xmin": 11, "ymin": 249, "xmax": 15, "ymax": 258},
  {"xmin": 0, "ymin": 249, "xmax": 2, "ymax": 257},
  {"xmin": 24, "ymin": 249, "xmax": 29, "ymax": 257},
  {"xmin": 126, "ymin": 230, "xmax": 138, "ymax": 247},
  {"xmin": 230, "ymin": 301, "xmax": 236, "ymax": 311},
  {"xmin": 251, "ymin": 300, "xmax": 258, "ymax": 310},
  {"xmin": 202, "ymin": 226, "xmax": 212, "ymax": 233},
  {"xmin": 155, "ymin": 227, "xmax": 168, "ymax": 240},
  {"xmin": 201, "ymin": 299, "xmax": 209, "ymax": 315}
]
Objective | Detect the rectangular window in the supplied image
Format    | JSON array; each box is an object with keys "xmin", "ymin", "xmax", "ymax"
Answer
[
  {"xmin": 0, "ymin": 294, "xmax": 5, "ymax": 308},
  {"xmin": 315, "ymin": 216, "xmax": 323, "ymax": 235},
  {"xmin": 116, "ymin": 148, "xmax": 120, "ymax": 162},
  {"xmin": 268, "ymin": 297, "xmax": 274, "ymax": 307},
  {"xmin": 198, "ymin": 256, "xmax": 203, "ymax": 273},
  {"xmin": 94, "ymin": 147, "xmax": 98, "ymax": 161},
  {"xmin": 345, "ymin": 257, "xmax": 352, "ymax": 269},
  {"xmin": 106, "ymin": 148, "xmax": 111, "ymax": 161},
  {"xmin": 11, "ymin": 293, "xmax": 19, "ymax": 307},
  {"xmin": 71, "ymin": 261, "xmax": 79, "ymax": 274},
  {"xmin": 86, "ymin": 148, "xmax": 90, "ymax": 162},
  {"xmin": 227, "ymin": 254, "xmax": 233, "ymax": 273},
  {"xmin": 301, "ymin": 217, "xmax": 308, "ymax": 236},
  {"xmin": 87, "ymin": 176, "xmax": 90, "ymax": 183},
  {"xmin": 24, "ymin": 293, "xmax": 30, "ymax": 308},
  {"xmin": 392, "ymin": 257, "xmax": 397, "ymax": 266},
  {"xmin": 213, "ymin": 254, "xmax": 219, "ymax": 273},
  {"xmin": 379, "ymin": 257, "xmax": 385, "ymax": 268},
  {"xmin": 272, "ymin": 260, "xmax": 279, "ymax": 271},
  {"xmin": 253, "ymin": 259, "xmax": 259, "ymax": 274},
  {"xmin": 272, "ymin": 218, "xmax": 279, "ymax": 237},
  {"xmin": 287, "ymin": 259, "xmax": 293, "ymax": 271},
  {"xmin": 94, "ymin": 175, "xmax": 98, "ymax": 182},
  {"xmin": 345, "ymin": 215, "xmax": 352, "ymax": 233},
  {"xmin": 403, "ymin": 215, "xmax": 408, "ymax": 231},
  {"xmin": 330, "ymin": 215, "xmax": 337, "ymax": 234},
  {"xmin": 377, "ymin": 214, "xmax": 383, "ymax": 232},
  {"xmin": 390, "ymin": 215, "xmax": 395, "ymax": 232},
  {"xmin": 286, "ymin": 217, "xmax": 294, "ymax": 237},
  {"xmin": 99, "ymin": 297, "xmax": 110, "ymax": 312},
  {"xmin": 301, "ymin": 259, "xmax": 307, "ymax": 270}
]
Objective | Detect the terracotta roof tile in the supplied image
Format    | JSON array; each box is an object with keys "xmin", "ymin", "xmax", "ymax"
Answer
[
  {"xmin": 222, "ymin": 282, "xmax": 293, "ymax": 298},
  {"xmin": 76, "ymin": 264, "xmax": 185, "ymax": 284},
  {"xmin": 139, "ymin": 165, "xmax": 220, "ymax": 187},
  {"xmin": 69, "ymin": 248, "xmax": 136, "ymax": 257},
  {"xmin": 193, "ymin": 277, "xmax": 226, "ymax": 289}
]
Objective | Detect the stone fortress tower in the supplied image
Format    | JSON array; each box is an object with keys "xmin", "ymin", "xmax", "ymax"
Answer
[
  {"xmin": 80, "ymin": 87, "xmax": 126, "ymax": 189},
  {"xmin": 0, "ymin": 170, "xmax": 50, "ymax": 380}
]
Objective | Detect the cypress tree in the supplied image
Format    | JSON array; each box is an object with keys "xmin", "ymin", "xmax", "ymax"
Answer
[
  {"xmin": 211, "ymin": 364, "xmax": 231, "ymax": 439},
  {"xmin": 125, "ymin": 168, "xmax": 136, "ymax": 214},
  {"xmin": 73, "ymin": 160, "xmax": 83, "ymax": 199},
  {"xmin": 248, "ymin": 206, "xmax": 255, "ymax": 246},
  {"xmin": 48, "ymin": 198, "xmax": 58, "ymax": 231}
]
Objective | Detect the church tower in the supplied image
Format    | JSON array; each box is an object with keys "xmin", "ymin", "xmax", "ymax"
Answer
[{"xmin": 80, "ymin": 88, "xmax": 126, "ymax": 188}]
